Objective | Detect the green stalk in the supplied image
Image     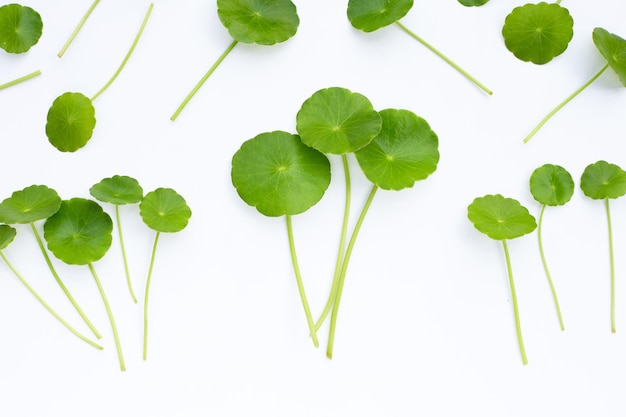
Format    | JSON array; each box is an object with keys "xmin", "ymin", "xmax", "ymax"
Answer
[
  {"xmin": 327, "ymin": 185, "xmax": 378, "ymax": 359},
  {"xmin": 89, "ymin": 263, "xmax": 125, "ymax": 371},
  {"xmin": 0, "ymin": 70, "xmax": 41, "ymax": 90},
  {"xmin": 524, "ymin": 64, "xmax": 609, "ymax": 143},
  {"xmin": 170, "ymin": 39, "xmax": 239, "ymax": 121},
  {"xmin": 57, "ymin": 0, "xmax": 101, "ymax": 58},
  {"xmin": 143, "ymin": 232, "xmax": 160, "ymax": 360},
  {"xmin": 605, "ymin": 198, "xmax": 616, "ymax": 333},
  {"xmin": 90, "ymin": 2, "xmax": 154, "ymax": 102},
  {"xmin": 502, "ymin": 240, "xmax": 528, "ymax": 365},
  {"xmin": 0, "ymin": 251, "xmax": 103, "ymax": 350},
  {"xmin": 394, "ymin": 21, "xmax": 492, "ymax": 95},
  {"xmin": 286, "ymin": 216, "xmax": 319, "ymax": 348},
  {"xmin": 115, "ymin": 205, "xmax": 137, "ymax": 303},
  {"xmin": 537, "ymin": 205, "xmax": 565, "ymax": 330}
]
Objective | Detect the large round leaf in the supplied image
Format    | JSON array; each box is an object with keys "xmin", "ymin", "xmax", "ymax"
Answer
[
  {"xmin": 468, "ymin": 194, "xmax": 537, "ymax": 241},
  {"xmin": 502, "ymin": 3, "xmax": 573, "ymax": 65},
  {"xmin": 0, "ymin": 185, "xmax": 61, "ymax": 224},
  {"xmin": 593, "ymin": 27, "xmax": 626, "ymax": 87},
  {"xmin": 0, "ymin": 4, "xmax": 43, "ymax": 53},
  {"xmin": 46, "ymin": 92, "xmax": 96, "ymax": 152},
  {"xmin": 580, "ymin": 161, "xmax": 626, "ymax": 200},
  {"xmin": 217, "ymin": 0, "xmax": 299, "ymax": 45},
  {"xmin": 231, "ymin": 131, "xmax": 331, "ymax": 217},
  {"xmin": 43, "ymin": 198, "xmax": 113, "ymax": 265},
  {"xmin": 529, "ymin": 164, "xmax": 574, "ymax": 206},
  {"xmin": 347, "ymin": 0, "xmax": 413, "ymax": 32},
  {"xmin": 0, "ymin": 225, "xmax": 16, "ymax": 250},
  {"xmin": 296, "ymin": 87, "xmax": 382, "ymax": 155},
  {"xmin": 140, "ymin": 188, "xmax": 191, "ymax": 233},
  {"xmin": 90, "ymin": 175, "xmax": 143, "ymax": 205},
  {"xmin": 355, "ymin": 109, "xmax": 439, "ymax": 190}
]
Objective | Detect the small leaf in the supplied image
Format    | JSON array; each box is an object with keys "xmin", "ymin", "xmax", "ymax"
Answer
[
  {"xmin": 580, "ymin": 161, "xmax": 626, "ymax": 200},
  {"xmin": 354, "ymin": 109, "xmax": 439, "ymax": 190},
  {"xmin": 458, "ymin": 0, "xmax": 489, "ymax": 6},
  {"xmin": 502, "ymin": 2, "xmax": 574, "ymax": 65},
  {"xmin": 468, "ymin": 194, "xmax": 537, "ymax": 241},
  {"xmin": 140, "ymin": 188, "xmax": 191, "ymax": 233},
  {"xmin": 231, "ymin": 131, "xmax": 331, "ymax": 217},
  {"xmin": 0, "ymin": 4, "xmax": 43, "ymax": 53},
  {"xmin": 0, "ymin": 185, "xmax": 61, "ymax": 224},
  {"xmin": 90, "ymin": 175, "xmax": 143, "ymax": 205},
  {"xmin": 529, "ymin": 164, "xmax": 574, "ymax": 206},
  {"xmin": 592, "ymin": 27, "xmax": 626, "ymax": 87},
  {"xmin": 46, "ymin": 92, "xmax": 96, "ymax": 152},
  {"xmin": 347, "ymin": 0, "xmax": 413, "ymax": 32},
  {"xmin": 0, "ymin": 225, "xmax": 16, "ymax": 250}
]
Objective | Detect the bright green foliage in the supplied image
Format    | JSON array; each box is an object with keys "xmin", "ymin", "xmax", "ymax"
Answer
[
  {"xmin": 593, "ymin": 27, "xmax": 626, "ymax": 87},
  {"xmin": 502, "ymin": 3, "xmax": 574, "ymax": 64},
  {"xmin": 139, "ymin": 188, "xmax": 191, "ymax": 233},
  {"xmin": 0, "ymin": 4, "xmax": 43, "ymax": 53},
  {"xmin": 458, "ymin": 0, "xmax": 489, "ymax": 6},
  {"xmin": 530, "ymin": 164, "xmax": 574, "ymax": 206},
  {"xmin": 355, "ymin": 109, "xmax": 439, "ymax": 190},
  {"xmin": 580, "ymin": 161, "xmax": 626, "ymax": 200},
  {"xmin": 45, "ymin": 92, "xmax": 96, "ymax": 152},
  {"xmin": 90, "ymin": 175, "xmax": 143, "ymax": 205},
  {"xmin": 347, "ymin": 0, "xmax": 413, "ymax": 32},
  {"xmin": 0, "ymin": 225, "xmax": 16, "ymax": 250},
  {"xmin": 217, "ymin": 0, "xmax": 299, "ymax": 45},
  {"xmin": 231, "ymin": 131, "xmax": 331, "ymax": 216},
  {"xmin": 296, "ymin": 87, "xmax": 382, "ymax": 155},
  {"xmin": 0, "ymin": 185, "xmax": 61, "ymax": 224},
  {"xmin": 468, "ymin": 194, "xmax": 537, "ymax": 240}
]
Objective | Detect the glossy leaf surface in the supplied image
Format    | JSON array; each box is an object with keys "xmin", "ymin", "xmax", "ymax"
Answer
[
  {"xmin": 140, "ymin": 188, "xmax": 191, "ymax": 233},
  {"xmin": 90, "ymin": 175, "xmax": 143, "ymax": 205},
  {"xmin": 0, "ymin": 4, "xmax": 43, "ymax": 53},
  {"xmin": 468, "ymin": 194, "xmax": 537, "ymax": 241},
  {"xmin": 46, "ymin": 92, "xmax": 96, "ymax": 152},
  {"xmin": 0, "ymin": 225, "xmax": 16, "ymax": 250},
  {"xmin": 592, "ymin": 27, "xmax": 626, "ymax": 87},
  {"xmin": 347, "ymin": 0, "xmax": 413, "ymax": 32},
  {"xmin": 580, "ymin": 161, "xmax": 626, "ymax": 200},
  {"xmin": 529, "ymin": 164, "xmax": 574, "ymax": 206},
  {"xmin": 0, "ymin": 185, "xmax": 61, "ymax": 224}
]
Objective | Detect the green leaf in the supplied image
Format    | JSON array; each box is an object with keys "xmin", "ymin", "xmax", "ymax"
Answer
[
  {"xmin": 45, "ymin": 92, "xmax": 96, "ymax": 152},
  {"xmin": 231, "ymin": 131, "xmax": 331, "ymax": 217},
  {"xmin": 502, "ymin": 2, "xmax": 574, "ymax": 65},
  {"xmin": 0, "ymin": 225, "xmax": 16, "ymax": 250},
  {"xmin": 580, "ymin": 161, "xmax": 626, "ymax": 200},
  {"xmin": 354, "ymin": 109, "xmax": 439, "ymax": 190},
  {"xmin": 529, "ymin": 164, "xmax": 574, "ymax": 206},
  {"xmin": 458, "ymin": 0, "xmax": 489, "ymax": 6},
  {"xmin": 139, "ymin": 188, "xmax": 191, "ymax": 233},
  {"xmin": 217, "ymin": 0, "xmax": 299, "ymax": 45},
  {"xmin": 0, "ymin": 4, "xmax": 43, "ymax": 53},
  {"xmin": 296, "ymin": 87, "xmax": 382, "ymax": 154},
  {"xmin": 347, "ymin": 0, "xmax": 413, "ymax": 32},
  {"xmin": 468, "ymin": 194, "xmax": 537, "ymax": 240},
  {"xmin": 593, "ymin": 27, "xmax": 626, "ymax": 87},
  {"xmin": 90, "ymin": 175, "xmax": 143, "ymax": 205},
  {"xmin": 0, "ymin": 185, "xmax": 62, "ymax": 224},
  {"xmin": 43, "ymin": 198, "xmax": 113, "ymax": 265}
]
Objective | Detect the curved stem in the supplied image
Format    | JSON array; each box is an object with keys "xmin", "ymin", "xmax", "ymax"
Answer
[
  {"xmin": 0, "ymin": 251, "xmax": 103, "ymax": 350},
  {"xmin": 0, "ymin": 70, "xmax": 41, "ymax": 90},
  {"xmin": 57, "ymin": 0, "xmax": 101, "ymax": 58},
  {"xmin": 170, "ymin": 39, "xmax": 239, "ymax": 121},
  {"xmin": 30, "ymin": 223, "xmax": 101, "ymax": 339},
  {"xmin": 285, "ymin": 216, "xmax": 319, "ymax": 348},
  {"xmin": 89, "ymin": 263, "xmax": 125, "ymax": 371},
  {"xmin": 327, "ymin": 185, "xmax": 378, "ymax": 359},
  {"xmin": 116, "ymin": 205, "xmax": 137, "ymax": 303},
  {"xmin": 605, "ymin": 198, "xmax": 616, "ymax": 333},
  {"xmin": 315, "ymin": 154, "xmax": 351, "ymax": 331},
  {"xmin": 537, "ymin": 205, "xmax": 565, "ymax": 330},
  {"xmin": 90, "ymin": 2, "xmax": 154, "ymax": 102},
  {"xmin": 524, "ymin": 64, "xmax": 609, "ymax": 143},
  {"xmin": 143, "ymin": 232, "xmax": 160, "ymax": 360},
  {"xmin": 394, "ymin": 21, "xmax": 492, "ymax": 95},
  {"xmin": 502, "ymin": 240, "xmax": 528, "ymax": 365}
]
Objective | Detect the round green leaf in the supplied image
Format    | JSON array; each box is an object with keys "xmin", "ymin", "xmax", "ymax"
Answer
[
  {"xmin": 46, "ymin": 92, "xmax": 96, "ymax": 152},
  {"xmin": 502, "ymin": 3, "xmax": 574, "ymax": 65},
  {"xmin": 296, "ymin": 87, "xmax": 382, "ymax": 154},
  {"xmin": 468, "ymin": 194, "xmax": 537, "ymax": 241},
  {"xmin": 0, "ymin": 185, "xmax": 61, "ymax": 224},
  {"xmin": 0, "ymin": 4, "xmax": 43, "ymax": 53},
  {"xmin": 347, "ymin": 0, "xmax": 413, "ymax": 32},
  {"xmin": 231, "ymin": 131, "xmax": 331, "ymax": 217},
  {"xmin": 0, "ymin": 225, "xmax": 16, "ymax": 250},
  {"xmin": 90, "ymin": 175, "xmax": 143, "ymax": 205},
  {"xmin": 580, "ymin": 161, "xmax": 626, "ymax": 200},
  {"xmin": 529, "ymin": 164, "xmax": 574, "ymax": 206},
  {"xmin": 354, "ymin": 109, "xmax": 439, "ymax": 190},
  {"xmin": 593, "ymin": 27, "xmax": 626, "ymax": 87},
  {"xmin": 43, "ymin": 198, "xmax": 113, "ymax": 265},
  {"xmin": 217, "ymin": 0, "xmax": 299, "ymax": 45},
  {"xmin": 140, "ymin": 188, "xmax": 191, "ymax": 233},
  {"xmin": 458, "ymin": 0, "xmax": 489, "ymax": 6}
]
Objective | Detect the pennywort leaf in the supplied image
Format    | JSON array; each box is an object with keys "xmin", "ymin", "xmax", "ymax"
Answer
[
  {"xmin": 0, "ymin": 224, "xmax": 16, "ymax": 250},
  {"xmin": 46, "ymin": 92, "xmax": 96, "ymax": 152},
  {"xmin": 458, "ymin": 0, "xmax": 489, "ymax": 6},
  {"xmin": 0, "ymin": 184, "xmax": 61, "ymax": 224},
  {"xmin": 0, "ymin": 3, "xmax": 43, "ymax": 53}
]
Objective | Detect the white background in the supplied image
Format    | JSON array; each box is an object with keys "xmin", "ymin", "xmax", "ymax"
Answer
[{"xmin": 1, "ymin": 0, "xmax": 626, "ymax": 415}]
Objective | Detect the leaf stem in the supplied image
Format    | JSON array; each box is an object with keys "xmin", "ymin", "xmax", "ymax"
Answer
[
  {"xmin": 0, "ymin": 251, "xmax": 103, "ymax": 350},
  {"xmin": 90, "ymin": 2, "xmax": 154, "ymax": 102},
  {"xmin": 537, "ymin": 205, "xmax": 565, "ymax": 330},
  {"xmin": 394, "ymin": 21, "xmax": 492, "ymax": 95},
  {"xmin": 327, "ymin": 185, "xmax": 378, "ymax": 359},
  {"xmin": 605, "ymin": 198, "xmax": 616, "ymax": 333},
  {"xmin": 57, "ymin": 0, "xmax": 101, "ymax": 58},
  {"xmin": 143, "ymin": 232, "xmax": 160, "ymax": 360},
  {"xmin": 116, "ymin": 205, "xmax": 137, "ymax": 303},
  {"xmin": 0, "ymin": 70, "xmax": 41, "ymax": 90},
  {"xmin": 285, "ymin": 216, "xmax": 319, "ymax": 348},
  {"xmin": 170, "ymin": 39, "xmax": 239, "ymax": 121},
  {"xmin": 523, "ymin": 64, "xmax": 609, "ymax": 143},
  {"xmin": 502, "ymin": 240, "xmax": 528, "ymax": 365}
]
